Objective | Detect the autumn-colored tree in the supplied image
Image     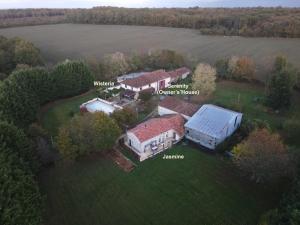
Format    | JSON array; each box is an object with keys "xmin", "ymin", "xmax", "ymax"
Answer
[
  {"xmin": 103, "ymin": 52, "xmax": 130, "ymax": 80},
  {"xmin": 13, "ymin": 37, "xmax": 44, "ymax": 66},
  {"xmin": 234, "ymin": 57, "xmax": 255, "ymax": 81},
  {"xmin": 57, "ymin": 112, "xmax": 121, "ymax": 161},
  {"xmin": 228, "ymin": 56, "xmax": 255, "ymax": 81},
  {"xmin": 233, "ymin": 128, "xmax": 294, "ymax": 183},
  {"xmin": 192, "ymin": 63, "xmax": 216, "ymax": 96},
  {"xmin": 2, "ymin": 8, "xmax": 300, "ymax": 38}
]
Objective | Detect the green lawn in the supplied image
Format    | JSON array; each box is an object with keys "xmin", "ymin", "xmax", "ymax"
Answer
[
  {"xmin": 39, "ymin": 145, "xmax": 280, "ymax": 225},
  {"xmin": 211, "ymin": 81, "xmax": 300, "ymax": 147},
  {"xmin": 40, "ymin": 90, "xmax": 98, "ymax": 136}
]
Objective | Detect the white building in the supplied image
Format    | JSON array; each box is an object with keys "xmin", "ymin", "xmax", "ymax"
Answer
[
  {"xmin": 125, "ymin": 114, "xmax": 185, "ymax": 161},
  {"xmin": 168, "ymin": 67, "xmax": 191, "ymax": 83},
  {"xmin": 184, "ymin": 104, "xmax": 243, "ymax": 150},
  {"xmin": 120, "ymin": 70, "xmax": 171, "ymax": 93},
  {"xmin": 120, "ymin": 67, "xmax": 191, "ymax": 93}
]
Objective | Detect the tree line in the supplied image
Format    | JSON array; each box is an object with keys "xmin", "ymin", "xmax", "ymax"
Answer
[
  {"xmin": 1, "ymin": 7, "xmax": 300, "ymax": 38},
  {"xmin": 87, "ymin": 49, "xmax": 185, "ymax": 81},
  {"xmin": 0, "ymin": 35, "xmax": 95, "ymax": 224}
]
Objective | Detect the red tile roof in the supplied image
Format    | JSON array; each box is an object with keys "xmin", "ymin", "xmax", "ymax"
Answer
[
  {"xmin": 168, "ymin": 67, "xmax": 191, "ymax": 79},
  {"xmin": 159, "ymin": 96, "xmax": 200, "ymax": 117},
  {"xmin": 129, "ymin": 114, "xmax": 185, "ymax": 143},
  {"xmin": 121, "ymin": 70, "xmax": 170, "ymax": 88}
]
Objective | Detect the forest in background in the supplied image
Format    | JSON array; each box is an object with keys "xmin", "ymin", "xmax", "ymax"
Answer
[{"xmin": 0, "ymin": 7, "xmax": 300, "ymax": 38}]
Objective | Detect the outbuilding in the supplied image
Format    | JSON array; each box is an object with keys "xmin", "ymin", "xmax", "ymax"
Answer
[
  {"xmin": 158, "ymin": 96, "xmax": 200, "ymax": 120},
  {"xmin": 184, "ymin": 104, "xmax": 242, "ymax": 150}
]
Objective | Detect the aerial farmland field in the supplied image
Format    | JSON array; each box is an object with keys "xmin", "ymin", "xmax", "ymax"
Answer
[{"xmin": 1, "ymin": 24, "xmax": 300, "ymax": 79}]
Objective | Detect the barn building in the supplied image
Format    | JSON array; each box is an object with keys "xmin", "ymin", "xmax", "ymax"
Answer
[{"xmin": 184, "ymin": 104, "xmax": 243, "ymax": 150}]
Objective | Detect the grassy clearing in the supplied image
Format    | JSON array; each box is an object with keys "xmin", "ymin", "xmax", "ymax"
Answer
[
  {"xmin": 210, "ymin": 81, "xmax": 300, "ymax": 147},
  {"xmin": 39, "ymin": 144, "xmax": 280, "ymax": 225},
  {"xmin": 40, "ymin": 90, "xmax": 98, "ymax": 136}
]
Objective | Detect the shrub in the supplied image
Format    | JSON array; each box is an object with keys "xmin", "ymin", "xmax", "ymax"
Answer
[
  {"xmin": 139, "ymin": 90, "xmax": 152, "ymax": 102},
  {"xmin": 283, "ymin": 119, "xmax": 300, "ymax": 146},
  {"xmin": 215, "ymin": 58, "xmax": 229, "ymax": 79}
]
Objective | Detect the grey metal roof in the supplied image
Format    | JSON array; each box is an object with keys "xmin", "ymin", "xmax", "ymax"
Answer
[{"xmin": 184, "ymin": 104, "xmax": 242, "ymax": 138}]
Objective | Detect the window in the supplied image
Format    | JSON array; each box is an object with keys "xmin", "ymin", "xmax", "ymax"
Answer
[
  {"xmin": 166, "ymin": 133, "xmax": 168, "ymax": 138},
  {"xmin": 129, "ymin": 139, "xmax": 132, "ymax": 146},
  {"xmin": 125, "ymin": 85, "xmax": 127, "ymax": 88},
  {"xmin": 140, "ymin": 87, "xmax": 142, "ymax": 91},
  {"xmin": 186, "ymin": 130, "xmax": 189, "ymax": 134}
]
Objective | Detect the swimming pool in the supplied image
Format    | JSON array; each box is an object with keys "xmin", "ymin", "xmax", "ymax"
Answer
[{"xmin": 80, "ymin": 98, "xmax": 123, "ymax": 115}]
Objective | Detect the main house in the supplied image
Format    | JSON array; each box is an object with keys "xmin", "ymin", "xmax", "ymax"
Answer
[
  {"xmin": 184, "ymin": 104, "xmax": 243, "ymax": 150},
  {"xmin": 125, "ymin": 114, "xmax": 185, "ymax": 161},
  {"xmin": 120, "ymin": 67, "xmax": 191, "ymax": 93}
]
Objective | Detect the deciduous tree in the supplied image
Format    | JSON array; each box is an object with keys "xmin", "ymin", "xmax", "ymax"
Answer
[
  {"xmin": 233, "ymin": 128, "xmax": 294, "ymax": 183},
  {"xmin": 267, "ymin": 56, "xmax": 294, "ymax": 109},
  {"xmin": 192, "ymin": 63, "xmax": 216, "ymax": 96},
  {"xmin": 228, "ymin": 56, "xmax": 255, "ymax": 81},
  {"xmin": 57, "ymin": 112, "xmax": 121, "ymax": 161},
  {"xmin": 111, "ymin": 107, "xmax": 138, "ymax": 129},
  {"xmin": 103, "ymin": 52, "xmax": 130, "ymax": 80}
]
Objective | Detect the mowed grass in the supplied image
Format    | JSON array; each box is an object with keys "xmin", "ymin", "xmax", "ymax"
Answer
[
  {"xmin": 40, "ymin": 90, "xmax": 98, "ymax": 136},
  {"xmin": 210, "ymin": 81, "xmax": 300, "ymax": 147},
  {"xmin": 39, "ymin": 145, "xmax": 280, "ymax": 225},
  {"xmin": 1, "ymin": 24, "xmax": 300, "ymax": 78}
]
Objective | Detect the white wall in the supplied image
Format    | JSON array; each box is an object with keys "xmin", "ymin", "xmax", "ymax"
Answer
[
  {"xmin": 126, "ymin": 132, "xmax": 141, "ymax": 153},
  {"xmin": 158, "ymin": 106, "xmax": 191, "ymax": 120},
  {"xmin": 121, "ymin": 77, "xmax": 172, "ymax": 93},
  {"xmin": 126, "ymin": 128, "xmax": 183, "ymax": 161}
]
